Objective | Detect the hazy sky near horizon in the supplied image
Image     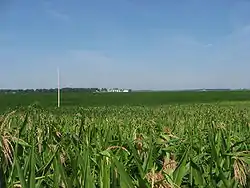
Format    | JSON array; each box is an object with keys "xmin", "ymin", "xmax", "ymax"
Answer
[{"xmin": 1, "ymin": 0, "xmax": 250, "ymax": 90}]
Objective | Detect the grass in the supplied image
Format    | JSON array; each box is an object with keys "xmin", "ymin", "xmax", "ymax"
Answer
[{"xmin": 0, "ymin": 101, "xmax": 250, "ymax": 187}]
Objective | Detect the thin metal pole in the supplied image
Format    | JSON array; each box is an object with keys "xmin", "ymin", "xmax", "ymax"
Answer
[{"xmin": 57, "ymin": 68, "xmax": 60, "ymax": 108}]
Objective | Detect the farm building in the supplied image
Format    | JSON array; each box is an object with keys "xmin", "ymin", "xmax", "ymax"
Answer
[
  {"xmin": 96, "ymin": 88, "xmax": 131, "ymax": 93},
  {"xmin": 107, "ymin": 88, "xmax": 130, "ymax": 92}
]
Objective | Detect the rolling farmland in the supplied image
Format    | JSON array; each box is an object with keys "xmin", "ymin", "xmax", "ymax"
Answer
[{"xmin": 0, "ymin": 91, "xmax": 249, "ymax": 187}]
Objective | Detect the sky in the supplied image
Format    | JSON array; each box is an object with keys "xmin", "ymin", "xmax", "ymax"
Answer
[{"xmin": 1, "ymin": 0, "xmax": 250, "ymax": 90}]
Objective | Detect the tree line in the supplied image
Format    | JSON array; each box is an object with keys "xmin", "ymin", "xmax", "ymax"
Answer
[
  {"xmin": 0, "ymin": 88, "xmax": 132, "ymax": 93},
  {"xmin": 0, "ymin": 88, "xmax": 99, "ymax": 93}
]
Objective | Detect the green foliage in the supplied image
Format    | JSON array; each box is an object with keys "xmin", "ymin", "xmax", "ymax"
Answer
[{"xmin": 0, "ymin": 103, "xmax": 250, "ymax": 187}]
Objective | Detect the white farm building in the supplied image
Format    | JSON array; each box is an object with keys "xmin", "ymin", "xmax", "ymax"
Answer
[
  {"xmin": 96, "ymin": 88, "xmax": 131, "ymax": 93},
  {"xmin": 107, "ymin": 88, "xmax": 130, "ymax": 92}
]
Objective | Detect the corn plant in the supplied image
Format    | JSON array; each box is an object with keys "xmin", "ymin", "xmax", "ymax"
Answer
[{"xmin": 0, "ymin": 102, "xmax": 249, "ymax": 187}]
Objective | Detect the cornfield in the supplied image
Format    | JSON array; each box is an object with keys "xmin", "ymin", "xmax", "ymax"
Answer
[{"xmin": 0, "ymin": 102, "xmax": 250, "ymax": 187}]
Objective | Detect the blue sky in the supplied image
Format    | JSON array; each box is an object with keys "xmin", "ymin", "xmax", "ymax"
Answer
[{"xmin": 1, "ymin": 0, "xmax": 250, "ymax": 90}]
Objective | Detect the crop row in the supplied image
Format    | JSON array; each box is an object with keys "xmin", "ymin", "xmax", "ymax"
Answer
[{"xmin": 0, "ymin": 103, "xmax": 249, "ymax": 187}]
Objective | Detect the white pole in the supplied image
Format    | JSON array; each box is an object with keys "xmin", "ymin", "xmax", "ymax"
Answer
[{"xmin": 57, "ymin": 67, "xmax": 60, "ymax": 108}]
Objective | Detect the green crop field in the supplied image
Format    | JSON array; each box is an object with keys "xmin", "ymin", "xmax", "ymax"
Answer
[
  {"xmin": 0, "ymin": 91, "xmax": 250, "ymax": 187},
  {"xmin": 1, "ymin": 90, "xmax": 250, "ymax": 112}
]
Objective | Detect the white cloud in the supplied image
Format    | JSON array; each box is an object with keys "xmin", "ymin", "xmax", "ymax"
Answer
[
  {"xmin": 204, "ymin": 44, "xmax": 213, "ymax": 47},
  {"xmin": 47, "ymin": 9, "xmax": 69, "ymax": 21},
  {"xmin": 0, "ymin": 33, "xmax": 7, "ymax": 42},
  {"xmin": 229, "ymin": 1, "xmax": 250, "ymax": 31},
  {"xmin": 43, "ymin": 0, "xmax": 69, "ymax": 21}
]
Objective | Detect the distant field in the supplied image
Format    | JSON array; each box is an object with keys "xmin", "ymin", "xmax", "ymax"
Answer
[{"xmin": 0, "ymin": 90, "xmax": 250, "ymax": 112}]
